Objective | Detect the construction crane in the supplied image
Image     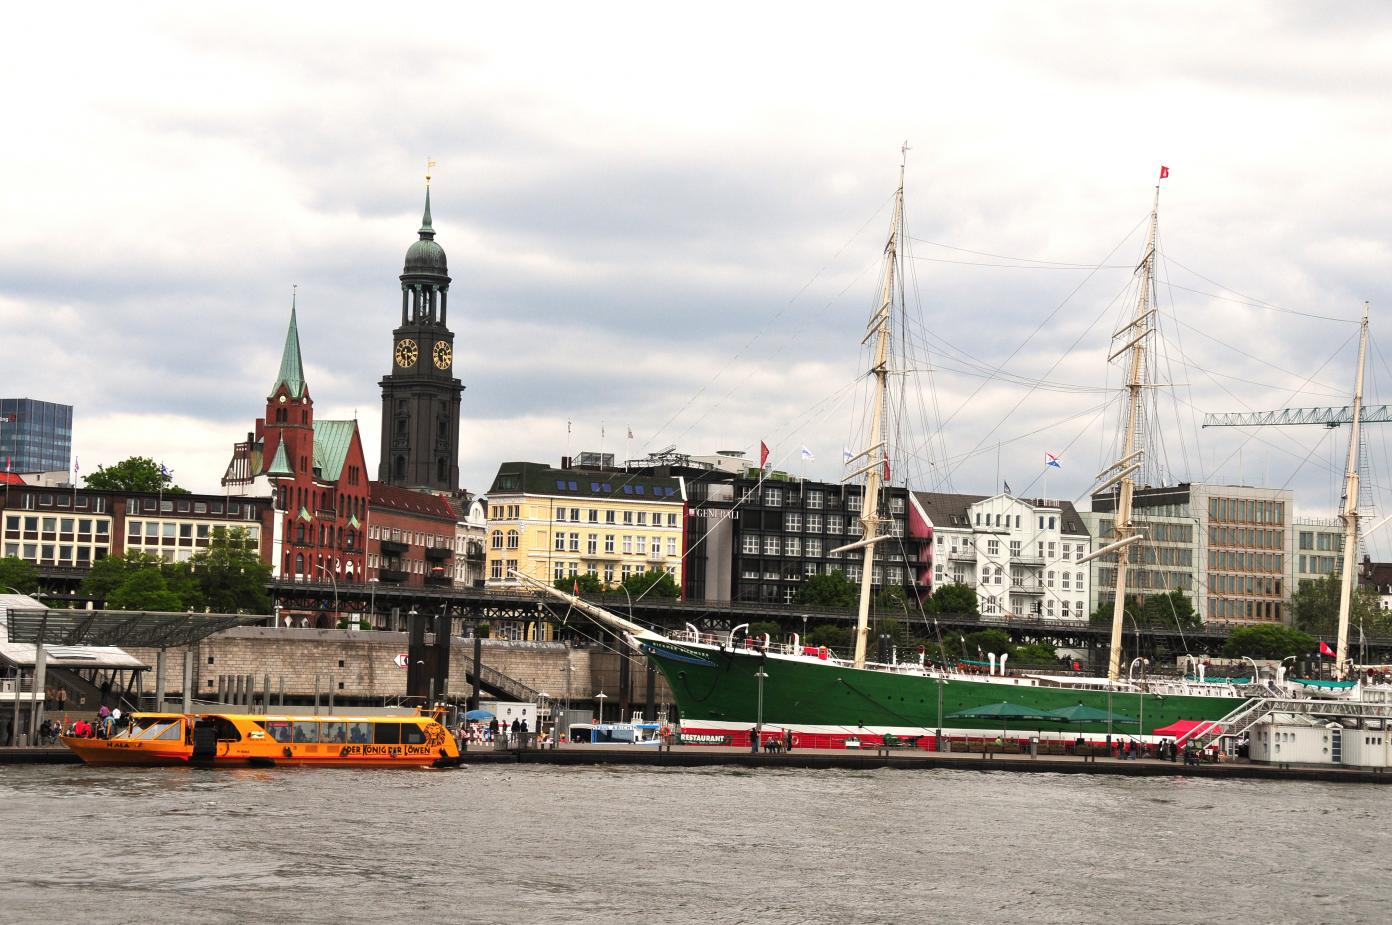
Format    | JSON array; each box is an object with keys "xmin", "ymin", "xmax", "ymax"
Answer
[{"xmin": 1203, "ymin": 406, "xmax": 1392, "ymax": 428}]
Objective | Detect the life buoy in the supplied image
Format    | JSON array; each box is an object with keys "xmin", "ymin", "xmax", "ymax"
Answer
[{"xmin": 818, "ymin": 646, "xmax": 828, "ymax": 660}]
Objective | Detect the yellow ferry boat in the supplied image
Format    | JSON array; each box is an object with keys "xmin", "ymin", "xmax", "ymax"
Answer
[{"xmin": 61, "ymin": 710, "xmax": 461, "ymax": 768}]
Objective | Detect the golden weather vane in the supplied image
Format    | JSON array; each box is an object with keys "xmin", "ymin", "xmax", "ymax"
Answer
[{"xmin": 426, "ymin": 158, "xmax": 436, "ymax": 186}]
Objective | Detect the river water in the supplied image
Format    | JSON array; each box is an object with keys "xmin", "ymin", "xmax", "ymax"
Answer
[{"xmin": 0, "ymin": 763, "xmax": 1386, "ymax": 924}]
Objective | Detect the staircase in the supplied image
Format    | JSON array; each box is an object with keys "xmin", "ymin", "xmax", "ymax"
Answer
[
  {"xmin": 1187, "ymin": 696, "xmax": 1392, "ymax": 751},
  {"xmin": 454, "ymin": 652, "xmax": 543, "ymax": 704},
  {"xmin": 45, "ymin": 666, "xmax": 140, "ymax": 714}
]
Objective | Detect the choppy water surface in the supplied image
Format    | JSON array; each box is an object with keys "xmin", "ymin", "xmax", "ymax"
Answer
[{"xmin": 1, "ymin": 763, "xmax": 1387, "ymax": 924}]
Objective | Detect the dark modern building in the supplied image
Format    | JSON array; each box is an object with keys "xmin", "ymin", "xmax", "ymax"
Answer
[
  {"xmin": 708, "ymin": 475, "xmax": 929, "ymax": 604},
  {"xmin": 378, "ymin": 186, "xmax": 464, "ymax": 492},
  {"xmin": 0, "ymin": 398, "xmax": 72, "ymax": 474}
]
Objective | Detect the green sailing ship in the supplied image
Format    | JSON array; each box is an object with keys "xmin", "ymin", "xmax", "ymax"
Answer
[{"xmin": 523, "ymin": 163, "xmax": 1371, "ymax": 748}]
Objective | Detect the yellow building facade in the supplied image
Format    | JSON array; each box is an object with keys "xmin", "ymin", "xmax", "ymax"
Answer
[{"xmin": 484, "ymin": 462, "xmax": 686, "ymax": 594}]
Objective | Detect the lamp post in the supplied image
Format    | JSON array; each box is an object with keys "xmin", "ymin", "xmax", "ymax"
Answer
[
  {"xmin": 368, "ymin": 578, "xmax": 379, "ymax": 629},
  {"xmin": 273, "ymin": 601, "xmax": 283, "ymax": 630},
  {"xmin": 755, "ymin": 667, "xmax": 768, "ymax": 750},
  {"xmin": 595, "ymin": 691, "xmax": 607, "ymax": 726},
  {"xmin": 315, "ymin": 563, "xmax": 339, "ymax": 622}
]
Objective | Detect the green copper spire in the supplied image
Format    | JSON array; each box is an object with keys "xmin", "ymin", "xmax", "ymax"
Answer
[
  {"xmin": 419, "ymin": 186, "xmax": 435, "ymax": 238},
  {"xmin": 272, "ymin": 289, "xmax": 307, "ymax": 399}
]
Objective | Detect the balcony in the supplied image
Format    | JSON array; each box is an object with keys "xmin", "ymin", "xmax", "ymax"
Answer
[
  {"xmin": 380, "ymin": 539, "xmax": 409, "ymax": 555},
  {"xmin": 948, "ymin": 549, "xmax": 976, "ymax": 562},
  {"xmin": 1009, "ymin": 581, "xmax": 1045, "ymax": 595},
  {"xmin": 424, "ymin": 545, "xmax": 452, "ymax": 561},
  {"xmin": 379, "ymin": 568, "xmax": 408, "ymax": 582},
  {"xmin": 1010, "ymin": 553, "xmax": 1046, "ymax": 566}
]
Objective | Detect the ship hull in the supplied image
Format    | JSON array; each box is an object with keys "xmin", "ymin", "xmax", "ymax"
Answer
[{"xmin": 641, "ymin": 639, "xmax": 1242, "ymax": 742}]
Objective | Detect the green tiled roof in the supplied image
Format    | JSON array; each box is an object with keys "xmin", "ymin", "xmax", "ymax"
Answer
[
  {"xmin": 313, "ymin": 420, "xmax": 358, "ymax": 481},
  {"xmin": 488, "ymin": 461, "xmax": 684, "ymax": 502},
  {"xmin": 266, "ymin": 442, "xmax": 293, "ymax": 477},
  {"xmin": 272, "ymin": 299, "xmax": 307, "ymax": 399}
]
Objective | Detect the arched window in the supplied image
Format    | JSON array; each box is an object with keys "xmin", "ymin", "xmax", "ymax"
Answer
[
  {"xmin": 491, "ymin": 531, "xmax": 503, "ymax": 550},
  {"xmin": 295, "ymin": 553, "xmax": 304, "ymax": 575},
  {"xmin": 296, "ymin": 524, "xmax": 305, "ymax": 543},
  {"xmin": 507, "ymin": 530, "xmax": 520, "ymax": 550}
]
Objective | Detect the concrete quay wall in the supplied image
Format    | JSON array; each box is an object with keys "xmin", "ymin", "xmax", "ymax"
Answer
[{"xmin": 123, "ymin": 628, "xmax": 669, "ymax": 706}]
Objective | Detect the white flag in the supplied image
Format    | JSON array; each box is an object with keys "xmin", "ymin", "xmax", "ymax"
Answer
[
  {"xmin": 800, "ymin": 446, "xmax": 815, "ymax": 461},
  {"xmin": 842, "ymin": 447, "xmax": 853, "ymax": 463}
]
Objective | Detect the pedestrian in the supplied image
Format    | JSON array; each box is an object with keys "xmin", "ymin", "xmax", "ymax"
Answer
[
  {"xmin": 57, "ymin": 687, "xmax": 66, "ymax": 711},
  {"xmin": 750, "ymin": 728, "xmax": 760, "ymax": 753},
  {"xmin": 784, "ymin": 728, "xmax": 794, "ymax": 753}
]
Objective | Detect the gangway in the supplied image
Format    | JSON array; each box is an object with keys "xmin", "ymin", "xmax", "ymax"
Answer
[{"xmin": 1186, "ymin": 696, "xmax": 1392, "ymax": 751}]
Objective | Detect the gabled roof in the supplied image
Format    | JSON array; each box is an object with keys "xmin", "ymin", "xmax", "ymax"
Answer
[
  {"xmin": 913, "ymin": 490, "xmax": 1090, "ymax": 537},
  {"xmin": 266, "ymin": 442, "xmax": 293, "ymax": 477},
  {"xmin": 271, "ymin": 299, "xmax": 308, "ymax": 399},
  {"xmin": 312, "ymin": 420, "xmax": 358, "ymax": 481},
  {"xmin": 370, "ymin": 481, "xmax": 456, "ymax": 522}
]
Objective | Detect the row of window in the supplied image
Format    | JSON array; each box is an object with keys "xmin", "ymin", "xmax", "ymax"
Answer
[
  {"xmin": 1208, "ymin": 526, "xmax": 1284, "ymax": 550},
  {"xmin": 1209, "ymin": 574, "xmax": 1282, "ymax": 597},
  {"xmin": 367, "ymin": 526, "xmax": 452, "ymax": 548},
  {"xmin": 3, "ymin": 542, "xmax": 107, "ymax": 566},
  {"xmin": 126, "ymin": 520, "xmax": 261, "ymax": 547},
  {"xmin": 752, "ymin": 487, "xmax": 876, "ymax": 511},
  {"xmin": 1298, "ymin": 530, "xmax": 1340, "ymax": 552},
  {"xmin": 550, "ymin": 561, "xmax": 679, "ymax": 583},
  {"xmin": 1208, "ymin": 497, "xmax": 1285, "ymax": 525},
  {"xmin": 979, "ymin": 595, "xmax": 1087, "ymax": 618},
  {"xmin": 1208, "ymin": 597, "xmax": 1283, "ymax": 621},
  {"xmin": 1298, "ymin": 554, "xmax": 1341, "ymax": 576},
  {"xmin": 554, "ymin": 508, "xmax": 680, "ymax": 527},
  {"xmin": 4, "ymin": 514, "xmax": 111, "ymax": 538},
  {"xmin": 1209, "ymin": 550, "xmax": 1283, "ymax": 574},
  {"xmin": 12, "ymin": 492, "xmax": 107, "ymax": 512},
  {"xmin": 127, "ymin": 497, "xmax": 254, "ymax": 518}
]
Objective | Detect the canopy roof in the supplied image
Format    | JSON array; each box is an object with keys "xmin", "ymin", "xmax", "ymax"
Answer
[
  {"xmin": 1, "ymin": 596, "xmax": 264, "ymax": 648},
  {"xmin": 1150, "ymin": 719, "xmax": 1223, "ymax": 744}
]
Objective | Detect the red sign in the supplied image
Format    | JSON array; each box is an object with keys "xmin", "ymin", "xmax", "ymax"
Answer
[{"xmin": 393, "ymin": 653, "xmax": 409, "ymax": 669}]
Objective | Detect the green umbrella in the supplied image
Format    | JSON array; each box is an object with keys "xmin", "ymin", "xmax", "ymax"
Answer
[
  {"xmin": 947, "ymin": 702, "xmax": 1054, "ymax": 721},
  {"xmin": 1046, "ymin": 703, "xmax": 1136, "ymax": 724}
]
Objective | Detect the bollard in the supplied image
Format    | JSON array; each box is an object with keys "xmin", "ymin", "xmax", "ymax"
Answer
[
  {"xmin": 328, "ymin": 676, "xmax": 335, "ymax": 715},
  {"xmin": 313, "ymin": 674, "xmax": 320, "ymax": 716},
  {"xmin": 263, "ymin": 674, "xmax": 271, "ymax": 714},
  {"xmin": 245, "ymin": 674, "xmax": 254, "ymax": 709}
]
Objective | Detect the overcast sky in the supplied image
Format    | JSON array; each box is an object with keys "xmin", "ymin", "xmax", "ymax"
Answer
[{"xmin": 3, "ymin": 4, "xmax": 1391, "ymax": 546}]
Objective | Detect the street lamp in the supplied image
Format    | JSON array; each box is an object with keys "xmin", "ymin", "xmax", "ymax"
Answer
[
  {"xmin": 368, "ymin": 578, "xmax": 379, "ymax": 629},
  {"xmin": 755, "ymin": 666, "xmax": 768, "ymax": 750},
  {"xmin": 273, "ymin": 601, "xmax": 283, "ymax": 629},
  {"xmin": 407, "ymin": 606, "xmax": 417, "ymax": 637},
  {"xmin": 315, "ymin": 563, "xmax": 339, "ymax": 620},
  {"xmin": 595, "ymin": 691, "xmax": 607, "ymax": 726}
]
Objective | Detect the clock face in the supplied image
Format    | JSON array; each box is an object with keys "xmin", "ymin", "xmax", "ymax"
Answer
[
  {"xmin": 278, "ymin": 395, "xmax": 287, "ymax": 404},
  {"xmin": 395, "ymin": 338, "xmax": 419, "ymax": 368},
  {"xmin": 432, "ymin": 341, "xmax": 453, "ymax": 370}
]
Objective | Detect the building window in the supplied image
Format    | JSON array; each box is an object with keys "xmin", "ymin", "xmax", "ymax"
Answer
[
  {"xmin": 587, "ymin": 534, "xmax": 598, "ymax": 554},
  {"xmin": 764, "ymin": 535, "xmax": 780, "ymax": 556},
  {"xmin": 554, "ymin": 532, "xmax": 566, "ymax": 552},
  {"xmin": 605, "ymin": 534, "xmax": 615, "ymax": 553},
  {"xmin": 786, "ymin": 513, "xmax": 802, "ymax": 532},
  {"xmin": 507, "ymin": 530, "xmax": 519, "ymax": 550},
  {"xmin": 808, "ymin": 491, "xmax": 823, "ymax": 509},
  {"xmin": 742, "ymin": 534, "xmax": 760, "ymax": 555}
]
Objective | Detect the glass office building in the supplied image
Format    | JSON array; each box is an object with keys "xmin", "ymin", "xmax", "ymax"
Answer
[{"xmin": 0, "ymin": 398, "xmax": 73, "ymax": 474}]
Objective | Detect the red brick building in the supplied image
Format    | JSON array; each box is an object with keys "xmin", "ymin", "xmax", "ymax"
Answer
[
  {"xmin": 367, "ymin": 481, "xmax": 455, "ymax": 588},
  {"xmin": 223, "ymin": 301, "xmax": 371, "ymax": 586}
]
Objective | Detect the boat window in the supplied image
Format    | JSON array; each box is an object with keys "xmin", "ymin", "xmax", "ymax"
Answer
[
  {"xmin": 155, "ymin": 722, "xmax": 183, "ymax": 741},
  {"xmin": 134, "ymin": 721, "xmax": 174, "ymax": 740},
  {"xmin": 402, "ymin": 723, "xmax": 427, "ymax": 745},
  {"xmin": 346, "ymin": 721, "xmax": 371, "ymax": 744},
  {"xmin": 265, "ymin": 721, "xmax": 294, "ymax": 743},
  {"xmin": 292, "ymin": 722, "xmax": 320, "ymax": 743},
  {"xmin": 321, "ymin": 722, "xmax": 347, "ymax": 744},
  {"xmin": 373, "ymin": 722, "xmax": 402, "ymax": 745}
]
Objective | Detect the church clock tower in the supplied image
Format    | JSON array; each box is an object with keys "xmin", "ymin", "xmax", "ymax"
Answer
[{"xmin": 378, "ymin": 183, "xmax": 463, "ymax": 490}]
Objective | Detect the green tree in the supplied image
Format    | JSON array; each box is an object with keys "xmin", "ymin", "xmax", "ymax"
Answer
[
  {"xmin": 555, "ymin": 572, "xmax": 604, "ymax": 594},
  {"xmin": 1224, "ymin": 624, "xmax": 1316, "ymax": 660},
  {"xmin": 805, "ymin": 623, "xmax": 852, "ymax": 650},
  {"xmin": 748, "ymin": 620, "xmax": 782, "ymax": 642},
  {"xmin": 0, "ymin": 556, "xmax": 39, "ymax": 595},
  {"xmin": 963, "ymin": 628, "xmax": 1012, "ymax": 657},
  {"xmin": 618, "ymin": 568, "xmax": 680, "ymax": 599},
  {"xmin": 107, "ymin": 568, "xmax": 185, "ymax": 611},
  {"xmin": 1012, "ymin": 640, "xmax": 1058, "ymax": 664},
  {"xmin": 1139, "ymin": 590, "xmax": 1201, "ymax": 631},
  {"xmin": 928, "ymin": 582, "xmax": 978, "ymax": 616},
  {"xmin": 188, "ymin": 527, "xmax": 270, "ymax": 613},
  {"xmin": 81, "ymin": 552, "xmax": 162, "ymax": 603},
  {"xmin": 82, "ymin": 456, "xmax": 187, "ymax": 493},
  {"xmin": 1291, "ymin": 576, "xmax": 1384, "ymax": 635},
  {"xmin": 794, "ymin": 570, "xmax": 858, "ymax": 608}
]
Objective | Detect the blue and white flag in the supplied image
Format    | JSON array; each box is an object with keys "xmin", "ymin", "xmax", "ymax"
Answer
[
  {"xmin": 800, "ymin": 446, "xmax": 815, "ymax": 461},
  {"xmin": 159, "ymin": 462, "xmax": 171, "ymax": 479},
  {"xmin": 1046, "ymin": 453, "xmax": 1062, "ymax": 469},
  {"xmin": 842, "ymin": 447, "xmax": 853, "ymax": 463},
  {"xmin": 1003, "ymin": 480, "xmax": 1012, "ymax": 495}
]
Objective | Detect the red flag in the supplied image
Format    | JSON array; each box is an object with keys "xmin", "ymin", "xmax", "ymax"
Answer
[
  {"xmin": 572, "ymin": 578, "xmax": 580, "ymax": 596},
  {"xmin": 1319, "ymin": 640, "xmax": 1334, "ymax": 657},
  {"xmin": 882, "ymin": 453, "xmax": 891, "ymax": 482},
  {"xmin": 759, "ymin": 441, "xmax": 769, "ymax": 469},
  {"xmin": 1159, "ymin": 166, "xmax": 1169, "ymax": 179}
]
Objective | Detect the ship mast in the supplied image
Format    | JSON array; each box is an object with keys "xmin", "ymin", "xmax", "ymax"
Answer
[
  {"xmin": 1335, "ymin": 305, "xmax": 1369, "ymax": 679},
  {"xmin": 843, "ymin": 161, "xmax": 903, "ymax": 669},
  {"xmin": 1103, "ymin": 184, "xmax": 1160, "ymax": 681}
]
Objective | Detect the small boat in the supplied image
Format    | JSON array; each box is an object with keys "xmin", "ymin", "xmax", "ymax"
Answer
[
  {"xmin": 60, "ymin": 710, "xmax": 461, "ymax": 768},
  {"xmin": 568, "ymin": 721, "xmax": 663, "ymax": 746}
]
